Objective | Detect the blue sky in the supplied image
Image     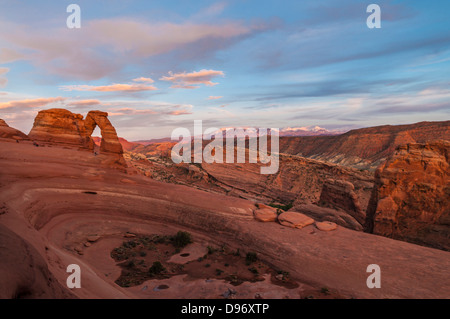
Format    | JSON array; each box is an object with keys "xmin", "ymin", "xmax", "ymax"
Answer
[{"xmin": 0, "ymin": 0, "xmax": 449, "ymax": 139}]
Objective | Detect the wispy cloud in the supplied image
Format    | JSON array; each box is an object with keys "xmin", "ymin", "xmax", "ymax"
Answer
[
  {"xmin": 208, "ymin": 96, "xmax": 223, "ymax": 100},
  {"xmin": 60, "ymin": 83, "xmax": 157, "ymax": 92},
  {"xmin": 66, "ymin": 99, "xmax": 102, "ymax": 107},
  {"xmin": 0, "ymin": 68, "xmax": 9, "ymax": 88},
  {"xmin": 0, "ymin": 97, "xmax": 65, "ymax": 110},
  {"xmin": 0, "ymin": 15, "xmax": 266, "ymax": 80},
  {"xmin": 160, "ymin": 69, "xmax": 224, "ymax": 89},
  {"xmin": 169, "ymin": 110, "xmax": 192, "ymax": 115},
  {"xmin": 133, "ymin": 77, "xmax": 155, "ymax": 83}
]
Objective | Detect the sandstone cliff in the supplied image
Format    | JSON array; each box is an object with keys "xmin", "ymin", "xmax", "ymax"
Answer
[{"xmin": 365, "ymin": 140, "xmax": 450, "ymax": 251}]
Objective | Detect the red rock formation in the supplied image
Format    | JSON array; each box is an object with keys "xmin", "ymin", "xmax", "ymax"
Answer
[
  {"xmin": 365, "ymin": 140, "xmax": 450, "ymax": 251},
  {"xmin": 318, "ymin": 179, "xmax": 365, "ymax": 225},
  {"xmin": 0, "ymin": 119, "xmax": 29, "ymax": 141},
  {"xmin": 28, "ymin": 109, "xmax": 125, "ymax": 165},
  {"xmin": 28, "ymin": 109, "xmax": 90, "ymax": 148},
  {"xmin": 84, "ymin": 111, "xmax": 123, "ymax": 155}
]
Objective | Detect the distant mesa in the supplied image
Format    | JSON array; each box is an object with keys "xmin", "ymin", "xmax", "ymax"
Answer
[{"xmin": 279, "ymin": 121, "xmax": 450, "ymax": 171}]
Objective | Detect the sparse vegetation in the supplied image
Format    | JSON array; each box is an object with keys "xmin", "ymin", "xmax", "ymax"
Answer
[
  {"xmin": 248, "ymin": 267, "xmax": 259, "ymax": 274},
  {"xmin": 173, "ymin": 231, "xmax": 192, "ymax": 248},
  {"xmin": 321, "ymin": 287, "xmax": 330, "ymax": 295},
  {"xmin": 149, "ymin": 261, "xmax": 165, "ymax": 275},
  {"xmin": 216, "ymin": 269, "xmax": 224, "ymax": 276},
  {"xmin": 269, "ymin": 202, "xmax": 293, "ymax": 211},
  {"xmin": 245, "ymin": 252, "xmax": 258, "ymax": 265}
]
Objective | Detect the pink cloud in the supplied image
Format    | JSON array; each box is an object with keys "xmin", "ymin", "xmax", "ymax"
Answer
[
  {"xmin": 208, "ymin": 96, "xmax": 223, "ymax": 100},
  {"xmin": 0, "ymin": 67, "xmax": 9, "ymax": 88},
  {"xmin": 0, "ymin": 97, "xmax": 65, "ymax": 110},
  {"xmin": 169, "ymin": 110, "xmax": 192, "ymax": 115},
  {"xmin": 0, "ymin": 16, "xmax": 268, "ymax": 80},
  {"xmin": 160, "ymin": 69, "xmax": 224, "ymax": 89},
  {"xmin": 133, "ymin": 77, "xmax": 155, "ymax": 83},
  {"xmin": 0, "ymin": 48, "xmax": 24, "ymax": 64},
  {"xmin": 60, "ymin": 83, "xmax": 157, "ymax": 92}
]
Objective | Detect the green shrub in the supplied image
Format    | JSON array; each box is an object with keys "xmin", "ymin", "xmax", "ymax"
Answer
[
  {"xmin": 173, "ymin": 231, "xmax": 192, "ymax": 248},
  {"xmin": 245, "ymin": 252, "xmax": 258, "ymax": 265},
  {"xmin": 248, "ymin": 267, "xmax": 259, "ymax": 274},
  {"xmin": 149, "ymin": 261, "xmax": 165, "ymax": 275},
  {"xmin": 269, "ymin": 202, "xmax": 293, "ymax": 211}
]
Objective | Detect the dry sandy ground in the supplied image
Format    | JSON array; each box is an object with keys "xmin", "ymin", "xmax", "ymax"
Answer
[{"xmin": 0, "ymin": 138, "xmax": 449, "ymax": 299}]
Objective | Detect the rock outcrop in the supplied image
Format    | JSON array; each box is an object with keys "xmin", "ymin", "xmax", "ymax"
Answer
[
  {"xmin": 84, "ymin": 111, "xmax": 123, "ymax": 154},
  {"xmin": 28, "ymin": 109, "xmax": 125, "ymax": 165},
  {"xmin": 365, "ymin": 141, "xmax": 450, "ymax": 251},
  {"xmin": 0, "ymin": 119, "xmax": 29, "ymax": 141},
  {"xmin": 28, "ymin": 109, "xmax": 89, "ymax": 147},
  {"xmin": 318, "ymin": 179, "xmax": 365, "ymax": 225}
]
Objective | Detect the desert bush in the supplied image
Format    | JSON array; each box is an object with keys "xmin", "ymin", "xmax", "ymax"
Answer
[
  {"xmin": 245, "ymin": 252, "xmax": 258, "ymax": 265},
  {"xmin": 173, "ymin": 231, "xmax": 192, "ymax": 248},
  {"xmin": 149, "ymin": 261, "xmax": 165, "ymax": 275}
]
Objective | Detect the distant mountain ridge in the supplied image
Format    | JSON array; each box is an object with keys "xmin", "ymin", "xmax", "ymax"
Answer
[{"xmin": 279, "ymin": 121, "xmax": 450, "ymax": 170}]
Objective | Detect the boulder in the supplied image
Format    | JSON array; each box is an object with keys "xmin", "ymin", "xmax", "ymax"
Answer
[
  {"xmin": 278, "ymin": 212, "xmax": 315, "ymax": 229},
  {"xmin": 315, "ymin": 221, "xmax": 338, "ymax": 231},
  {"xmin": 294, "ymin": 203, "xmax": 362, "ymax": 231},
  {"xmin": 253, "ymin": 208, "xmax": 278, "ymax": 222}
]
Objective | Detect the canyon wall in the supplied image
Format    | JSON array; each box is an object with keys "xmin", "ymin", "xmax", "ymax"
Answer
[{"xmin": 365, "ymin": 140, "xmax": 450, "ymax": 251}]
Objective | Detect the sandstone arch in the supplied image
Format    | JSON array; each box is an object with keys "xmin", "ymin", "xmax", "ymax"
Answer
[
  {"xmin": 84, "ymin": 111, "xmax": 123, "ymax": 154},
  {"xmin": 28, "ymin": 109, "xmax": 125, "ymax": 166}
]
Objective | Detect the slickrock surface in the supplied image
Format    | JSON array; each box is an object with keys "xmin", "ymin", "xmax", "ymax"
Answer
[
  {"xmin": 0, "ymin": 140, "xmax": 449, "ymax": 298},
  {"xmin": 366, "ymin": 141, "xmax": 450, "ymax": 251}
]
